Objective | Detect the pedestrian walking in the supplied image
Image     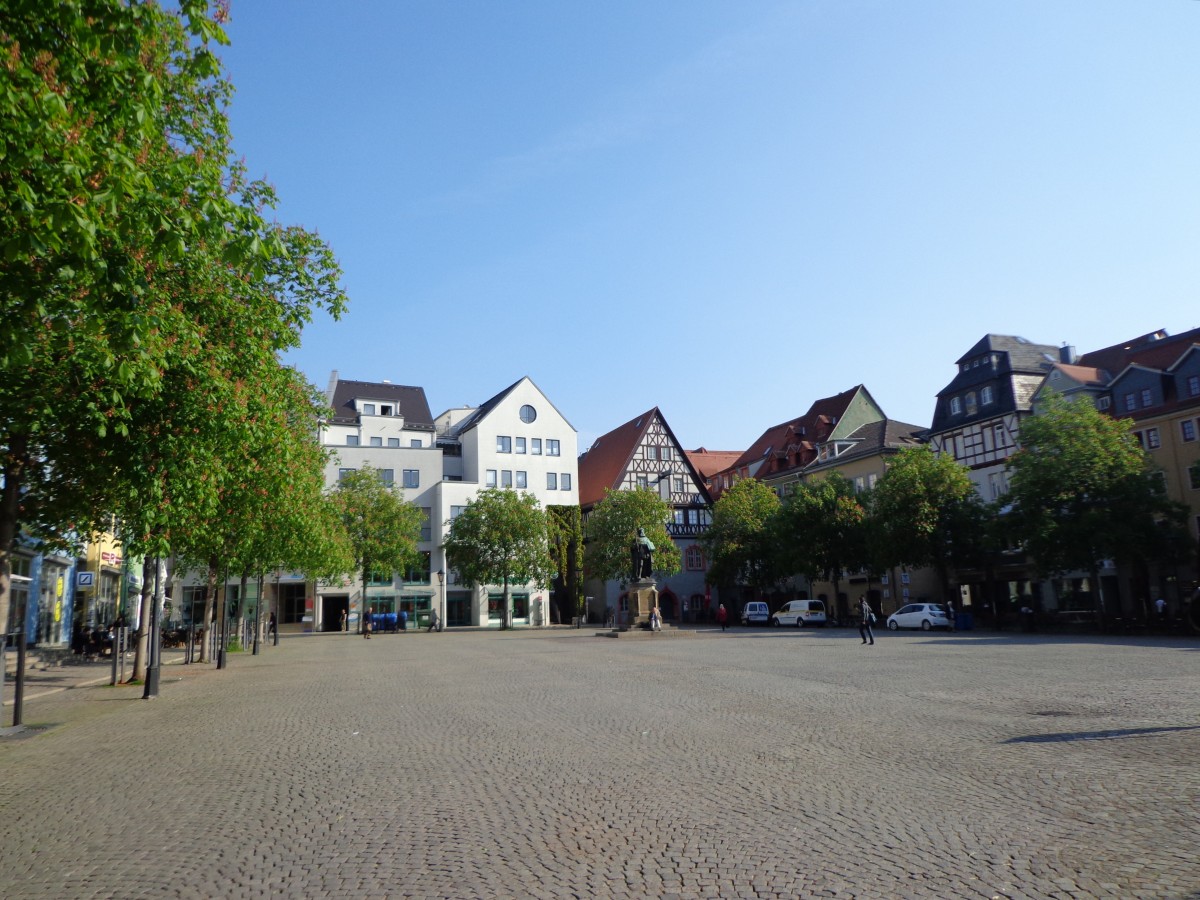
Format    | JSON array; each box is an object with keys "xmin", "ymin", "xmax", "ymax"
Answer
[
  {"xmin": 267, "ymin": 612, "xmax": 277, "ymax": 640},
  {"xmin": 363, "ymin": 612, "xmax": 372, "ymax": 639},
  {"xmin": 859, "ymin": 596, "xmax": 875, "ymax": 645},
  {"xmin": 945, "ymin": 599, "xmax": 956, "ymax": 632},
  {"xmin": 427, "ymin": 609, "xmax": 440, "ymax": 632},
  {"xmin": 716, "ymin": 603, "xmax": 728, "ymax": 631},
  {"xmin": 650, "ymin": 605, "xmax": 661, "ymax": 632},
  {"xmin": 400, "ymin": 609, "xmax": 408, "ymax": 631}
]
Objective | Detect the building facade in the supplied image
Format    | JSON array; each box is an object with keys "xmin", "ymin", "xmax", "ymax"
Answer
[{"xmin": 578, "ymin": 408, "xmax": 715, "ymax": 623}]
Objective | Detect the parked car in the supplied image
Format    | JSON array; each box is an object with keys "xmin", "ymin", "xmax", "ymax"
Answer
[
  {"xmin": 770, "ymin": 599, "xmax": 827, "ymax": 628},
  {"xmin": 886, "ymin": 603, "xmax": 950, "ymax": 631},
  {"xmin": 740, "ymin": 601, "xmax": 771, "ymax": 626}
]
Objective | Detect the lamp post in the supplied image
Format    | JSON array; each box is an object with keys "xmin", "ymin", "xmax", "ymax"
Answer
[{"xmin": 436, "ymin": 569, "xmax": 445, "ymax": 632}]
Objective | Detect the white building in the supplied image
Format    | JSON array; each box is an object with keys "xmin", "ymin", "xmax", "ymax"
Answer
[{"xmin": 315, "ymin": 373, "xmax": 578, "ymax": 630}]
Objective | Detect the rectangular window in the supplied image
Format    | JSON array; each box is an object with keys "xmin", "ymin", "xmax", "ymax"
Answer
[
  {"xmin": 381, "ymin": 405, "xmax": 393, "ymax": 416},
  {"xmin": 1182, "ymin": 420, "xmax": 1197, "ymax": 442},
  {"xmin": 370, "ymin": 436, "xmax": 382, "ymax": 447},
  {"xmin": 362, "ymin": 403, "xmax": 376, "ymax": 415},
  {"xmin": 868, "ymin": 472, "xmax": 878, "ymax": 489},
  {"xmin": 515, "ymin": 437, "xmax": 526, "ymax": 454},
  {"xmin": 486, "ymin": 469, "xmax": 497, "ymax": 487},
  {"xmin": 411, "ymin": 439, "xmax": 422, "ymax": 448},
  {"xmin": 546, "ymin": 472, "xmax": 557, "ymax": 490},
  {"xmin": 347, "ymin": 435, "xmax": 360, "ymax": 446},
  {"xmin": 1125, "ymin": 393, "xmax": 1137, "ymax": 412},
  {"xmin": 1189, "ymin": 463, "xmax": 1200, "ymax": 491},
  {"xmin": 531, "ymin": 438, "xmax": 542, "ymax": 455},
  {"xmin": 673, "ymin": 510, "xmax": 685, "ymax": 525},
  {"xmin": 420, "ymin": 508, "xmax": 431, "ymax": 542},
  {"xmin": 516, "ymin": 470, "xmax": 527, "ymax": 488},
  {"xmin": 501, "ymin": 470, "xmax": 513, "ymax": 488},
  {"xmin": 403, "ymin": 469, "xmax": 419, "ymax": 488},
  {"xmin": 685, "ymin": 547, "xmax": 704, "ymax": 571},
  {"xmin": 646, "ymin": 446, "xmax": 657, "ymax": 460},
  {"xmin": 854, "ymin": 476, "xmax": 865, "ymax": 493},
  {"xmin": 1189, "ymin": 375, "xmax": 1200, "ymax": 397},
  {"xmin": 981, "ymin": 386, "xmax": 994, "ymax": 405},
  {"xmin": 950, "ymin": 397, "xmax": 962, "ymax": 415},
  {"xmin": 1096, "ymin": 396, "xmax": 1111, "ymax": 411},
  {"xmin": 1141, "ymin": 388, "xmax": 1153, "ymax": 407},
  {"xmin": 450, "ymin": 505, "xmax": 466, "ymax": 520},
  {"xmin": 661, "ymin": 447, "xmax": 671, "ymax": 461},
  {"xmin": 1145, "ymin": 428, "xmax": 1160, "ymax": 450},
  {"xmin": 901, "ymin": 572, "xmax": 911, "ymax": 584},
  {"xmin": 338, "ymin": 468, "xmax": 356, "ymax": 481},
  {"xmin": 636, "ymin": 475, "xmax": 648, "ymax": 490},
  {"xmin": 560, "ymin": 473, "xmax": 571, "ymax": 491},
  {"xmin": 547, "ymin": 439, "xmax": 560, "ymax": 456},
  {"xmin": 497, "ymin": 436, "xmax": 512, "ymax": 453},
  {"xmin": 380, "ymin": 469, "xmax": 394, "ymax": 485},
  {"xmin": 387, "ymin": 437, "xmax": 400, "ymax": 448},
  {"xmin": 674, "ymin": 477, "xmax": 684, "ymax": 494}
]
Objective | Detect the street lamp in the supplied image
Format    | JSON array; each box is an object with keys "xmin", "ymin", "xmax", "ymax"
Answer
[{"xmin": 436, "ymin": 569, "xmax": 445, "ymax": 632}]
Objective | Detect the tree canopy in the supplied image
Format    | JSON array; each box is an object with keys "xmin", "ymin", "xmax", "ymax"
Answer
[
  {"xmin": 1006, "ymin": 392, "xmax": 1191, "ymax": 587},
  {"xmin": 0, "ymin": 1, "xmax": 348, "ymax": 634},
  {"xmin": 443, "ymin": 488, "xmax": 554, "ymax": 626},
  {"xmin": 582, "ymin": 488, "xmax": 680, "ymax": 586},
  {"xmin": 700, "ymin": 478, "xmax": 781, "ymax": 594}
]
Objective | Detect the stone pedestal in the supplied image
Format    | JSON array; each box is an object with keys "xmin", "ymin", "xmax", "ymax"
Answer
[{"xmin": 626, "ymin": 579, "xmax": 657, "ymax": 629}]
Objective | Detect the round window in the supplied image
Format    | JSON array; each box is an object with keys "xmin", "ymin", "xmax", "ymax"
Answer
[{"xmin": 519, "ymin": 404, "xmax": 537, "ymax": 423}]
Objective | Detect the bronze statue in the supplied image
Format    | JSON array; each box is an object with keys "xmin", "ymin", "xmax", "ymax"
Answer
[{"xmin": 631, "ymin": 527, "xmax": 655, "ymax": 580}]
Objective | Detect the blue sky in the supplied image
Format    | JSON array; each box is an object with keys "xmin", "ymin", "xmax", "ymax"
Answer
[{"xmin": 218, "ymin": 1, "xmax": 1200, "ymax": 452}]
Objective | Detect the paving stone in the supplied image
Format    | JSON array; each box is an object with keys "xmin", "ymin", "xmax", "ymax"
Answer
[{"xmin": 1, "ymin": 628, "xmax": 1198, "ymax": 898}]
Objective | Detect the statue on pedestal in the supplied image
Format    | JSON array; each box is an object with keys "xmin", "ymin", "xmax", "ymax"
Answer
[{"xmin": 631, "ymin": 527, "xmax": 655, "ymax": 581}]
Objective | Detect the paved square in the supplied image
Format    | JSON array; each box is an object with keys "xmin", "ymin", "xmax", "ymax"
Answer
[{"xmin": 2, "ymin": 627, "xmax": 1197, "ymax": 899}]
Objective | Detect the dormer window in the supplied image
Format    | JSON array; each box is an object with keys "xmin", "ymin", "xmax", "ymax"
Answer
[
  {"xmin": 381, "ymin": 405, "xmax": 393, "ymax": 416},
  {"xmin": 950, "ymin": 397, "xmax": 963, "ymax": 415},
  {"xmin": 965, "ymin": 392, "xmax": 977, "ymax": 415},
  {"xmin": 362, "ymin": 402, "xmax": 376, "ymax": 415},
  {"xmin": 981, "ymin": 386, "xmax": 994, "ymax": 405}
]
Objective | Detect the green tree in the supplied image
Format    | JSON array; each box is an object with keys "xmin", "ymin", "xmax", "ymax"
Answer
[
  {"xmin": 442, "ymin": 489, "xmax": 554, "ymax": 629},
  {"xmin": 700, "ymin": 478, "xmax": 782, "ymax": 599},
  {"xmin": 0, "ymin": 2, "xmax": 347, "ymax": 635},
  {"xmin": 776, "ymin": 475, "xmax": 868, "ymax": 622},
  {"xmin": 582, "ymin": 488, "xmax": 680, "ymax": 586},
  {"xmin": 547, "ymin": 505, "xmax": 584, "ymax": 624},
  {"xmin": 1006, "ymin": 392, "xmax": 1192, "ymax": 621},
  {"xmin": 331, "ymin": 467, "xmax": 424, "ymax": 633},
  {"xmin": 868, "ymin": 445, "xmax": 987, "ymax": 603}
]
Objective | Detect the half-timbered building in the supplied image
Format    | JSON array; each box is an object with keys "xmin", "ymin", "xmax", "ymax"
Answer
[{"xmin": 578, "ymin": 408, "xmax": 715, "ymax": 623}]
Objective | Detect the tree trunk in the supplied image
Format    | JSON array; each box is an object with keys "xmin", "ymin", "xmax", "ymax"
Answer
[
  {"xmin": 127, "ymin": 558, "xmax": 153, "ymax": 682},
  {"xmin": 198, "ymin": 558, "xmax": 219, "ymax": 663},
  {"xmin": 0, "ymin": 433, "xmax": 30, "ymax": 641}
]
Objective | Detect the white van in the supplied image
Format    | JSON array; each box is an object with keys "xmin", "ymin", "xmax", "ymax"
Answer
[
  {"xmin": 740, "ymin": 601, "xmax": 771, "ymax": 626},
  {"xmin": 770, "ymin": 599, "xmax": 827, "ymax": 628}
]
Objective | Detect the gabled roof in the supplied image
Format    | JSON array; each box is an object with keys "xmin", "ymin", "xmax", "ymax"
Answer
[
  {"xmin": 938, "ymin": 334, "xmax": 1060, "ymax": 395},
  {"xmin": 1050, "ymin": 363, "xmax": 1108, "ymax": 386},
  {"xmin": 450, "ymin": 376, "xmax": 575, "ymax": 436},
  {"xmin": 685, "ymin": 448, "xmax": 744, "ymax": 480},
  {"xmin": 802, "ymin": 419, "xmax": 925, "ymax": 474},
  {"xmin": 327, "ymin": 378, "xmax": 434, "ymax": 428},
  {"xmin": 577, "ymin": 408, "xmax": 711, "ymax": 509},
  {"xmin": 1077, "ymin": 326, "xmax": 1200, "ymax": 379},
  {"xmin": 724, "ymin": 386, "xmax": 866, "ymax": 479}
]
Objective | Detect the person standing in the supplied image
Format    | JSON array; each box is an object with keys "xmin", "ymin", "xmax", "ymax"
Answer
[
  {"xmin": 716, "ymin": 603, "xmax": 728, "ymax": 631},
  {"xmin": 340, "ymin": 609, "xmax": 348, "ymax": 633},
  {"xmin": 267, "ymin": 612, "xmax": 277, "ymax": 640},
  {"xmin": 945, "ymin": 599, "xmax": 956, "ymax": 632},
  {"xmin": 1155, "ymin": 596, "xmax": 1166, "ymax": 628},
  {"xmin": 363, "ymin": 611, "xmax": 372, "ymax": 639},
  {"xmin": 650, "ymin": 605, "xmax": 661, "ymax": 632},
  {"xmin": 859, "ymin": 596, "xmax": 875, "ymax": 645}
]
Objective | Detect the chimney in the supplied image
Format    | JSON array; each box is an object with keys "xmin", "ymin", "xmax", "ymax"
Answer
[{"xmin": 1059, "ymin": 344, "xmax": 1077, "ymax": 364}]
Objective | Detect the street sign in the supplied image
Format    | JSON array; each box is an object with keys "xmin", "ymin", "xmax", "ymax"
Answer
[{"xmin": 77, "ymin": 571, "xmax": 95, "ymax": 588}]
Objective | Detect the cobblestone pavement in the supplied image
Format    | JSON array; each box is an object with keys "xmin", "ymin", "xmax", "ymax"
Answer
[{"xmin": 1, "ymin": 627, "xmax": 1197, "ymax": 899}]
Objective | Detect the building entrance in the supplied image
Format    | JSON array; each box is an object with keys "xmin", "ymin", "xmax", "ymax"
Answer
[{"xmin": 321, "ymin": 595, "xmax": 348, "ymax": 632}]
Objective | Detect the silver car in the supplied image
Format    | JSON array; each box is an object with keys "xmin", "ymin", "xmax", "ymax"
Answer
[{"xmin": 886, "ymin": 603, "xmax": 950, "ymax": 631}]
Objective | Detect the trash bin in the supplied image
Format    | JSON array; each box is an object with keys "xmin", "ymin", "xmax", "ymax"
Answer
[{"xmin": 956, "ymin": 611, "xmax": 973, "ymax": 631}]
